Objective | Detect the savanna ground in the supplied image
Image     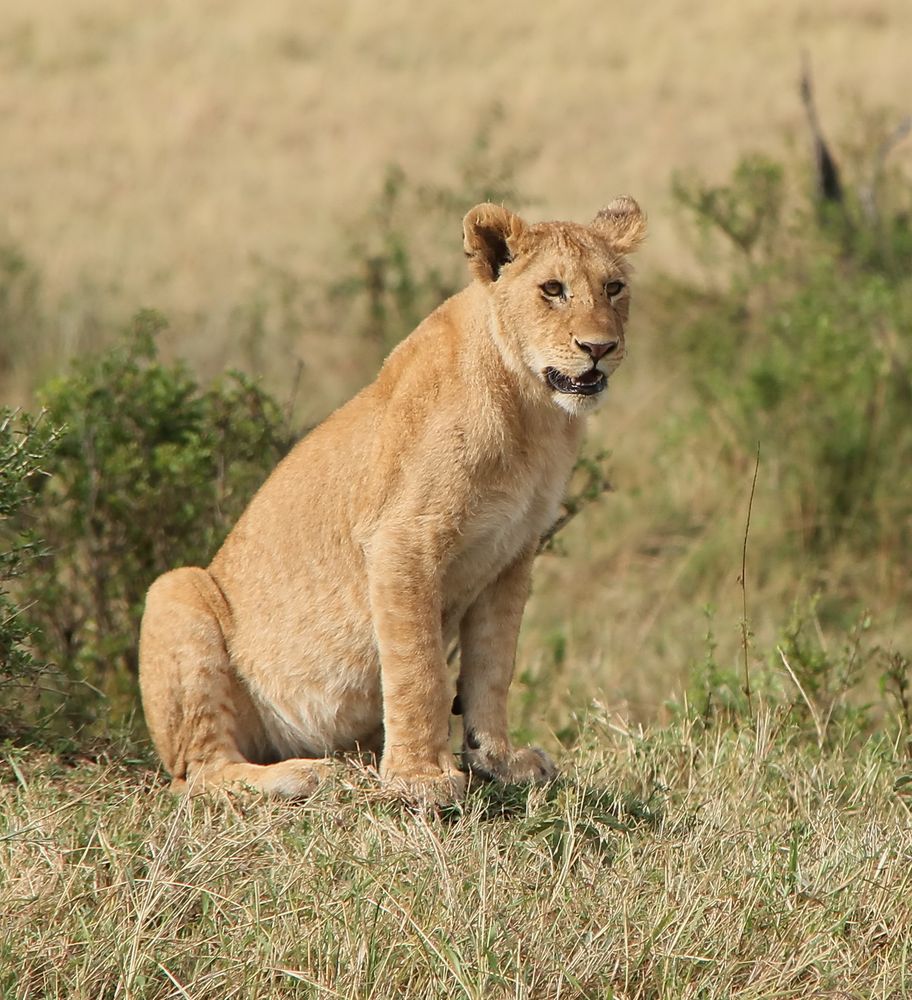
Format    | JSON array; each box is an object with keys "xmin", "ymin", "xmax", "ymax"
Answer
[
  {"xmin": 4, "ymin": 714, "xmax": 912, "ymax": 998},
  {"xmin": 3, "ymin": 2, "xmax": 912, "ymax": 997}
]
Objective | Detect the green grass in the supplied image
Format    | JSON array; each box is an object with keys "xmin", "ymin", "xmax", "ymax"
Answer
[{"xmin": 3, "ymin": 711, "xmax": 911, "ymax": 999}]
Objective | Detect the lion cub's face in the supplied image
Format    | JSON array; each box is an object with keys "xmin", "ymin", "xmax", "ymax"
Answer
[{"xmin": 463, "ymin": 199, "xmax": 646, "ymax": 416}]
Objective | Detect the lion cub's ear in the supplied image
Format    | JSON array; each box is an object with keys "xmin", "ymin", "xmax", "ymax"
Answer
[
  {"xmin": 463, "ymin": 203, "xmax": 527, "ymax": 283},
  {"xmin": 592, "ymin": 196, "xmax": 647, "ymax": 254}
]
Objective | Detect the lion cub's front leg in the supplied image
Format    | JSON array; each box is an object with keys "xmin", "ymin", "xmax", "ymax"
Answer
[
  {"xmin": 457, "ymin": 548, "xmax": 557, "ymax": 785},
  {"xmin": 367, "ymin": 531, "xmax": 467, "ymax": 805}
]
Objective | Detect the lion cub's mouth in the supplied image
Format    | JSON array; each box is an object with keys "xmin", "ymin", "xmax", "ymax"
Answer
[{"xmin": 543, "ymin": 367, "xmax": 608, "ymax": 396}]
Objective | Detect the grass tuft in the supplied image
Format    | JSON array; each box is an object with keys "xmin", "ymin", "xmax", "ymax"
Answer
[{"xmin": 3, "ymin": 712, "xmax": 911, "ymax": 998}]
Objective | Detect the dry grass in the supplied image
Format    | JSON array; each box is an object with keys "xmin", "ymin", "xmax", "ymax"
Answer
[
  {"xmin": 3, "ymin": 712, "xmax": 911, "ymax": 998},
  {"xmin": 2, "ymin": 0, "xmax": 911, "ymax": 329}
]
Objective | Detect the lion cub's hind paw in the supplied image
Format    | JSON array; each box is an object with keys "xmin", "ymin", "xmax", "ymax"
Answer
[
  {"xmin": 260, "ymin": 759, "xmax": 335, "ymax": 799},
  {"xmin": 176, "ymin": 758, "xmax": 334, "ymax": 800}
]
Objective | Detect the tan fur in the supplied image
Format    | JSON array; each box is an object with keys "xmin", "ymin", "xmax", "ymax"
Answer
[{"xmin": 138, "ymin": 198, "xmax": 646, "ymax": 803}]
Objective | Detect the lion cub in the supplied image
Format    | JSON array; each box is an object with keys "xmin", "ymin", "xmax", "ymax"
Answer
[{"xmin": 139, "ymin": 198, "xmax": 646, "ymax": 802}]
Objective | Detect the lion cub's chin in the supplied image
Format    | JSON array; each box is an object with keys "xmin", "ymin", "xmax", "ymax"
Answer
[{"xmin": 550, "ymin": 386, "xmax": 611, "ymax": 417}]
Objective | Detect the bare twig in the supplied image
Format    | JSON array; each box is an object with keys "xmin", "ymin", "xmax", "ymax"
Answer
[
  {"xmin": 537, "ymin": 508, "xmax": 581, "ymax": 553},
  {"xmin": 739, "ymin": 443, "xmax": 760, "ymax": 718},
  {"xmin": 800, "ymin": 52, "xmax": 843, "ymax": 205},
  {"xmin": 874, "ymin": 116, "xmax": 912, "ymax": 177},
  {"xmin": 778, "ymin": 645, "xmax": 825, "ymax": 748},
  {"xmin": 538, "ymin": 456, "xmax": 613, "ymax": 554},
  {"xmin": 861, "ymin": 115, "xmax": 912, "ymax": 224},
  {"xmin": 283, "ymin": 358, "xmax": 306, "ymax": 433}
]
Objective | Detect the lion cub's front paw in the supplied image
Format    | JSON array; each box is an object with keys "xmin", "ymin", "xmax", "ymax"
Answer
[
  {"xmin": 381, "ymin": 762, "xmax": 468, "ymax": 807},
  {"xmin": 464, "ymin": 737, "xmax": 557, "ymax": 785}
]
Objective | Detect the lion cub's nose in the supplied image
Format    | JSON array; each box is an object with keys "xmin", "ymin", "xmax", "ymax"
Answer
[{"xmin": 575, "ymin": 339, "xmax": 619, "ymax": 361}]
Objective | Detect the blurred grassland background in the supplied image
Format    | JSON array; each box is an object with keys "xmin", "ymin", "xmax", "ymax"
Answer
[{"xmin": 2, "ymin": 0, "xmax": 912, "ymax": 740}]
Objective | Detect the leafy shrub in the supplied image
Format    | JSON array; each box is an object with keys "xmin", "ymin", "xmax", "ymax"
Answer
[
  {"xmin": 0, "ymin": 408, "xmax": 58, "ymax": 739},
  {"xmin": 776, "ymin": 602, "xmax": 873, "ymax": 744},
  {"xmin": 672, "ymin": 154, "xmax": 785, "ymax": 259},
  {"xmin": 685, "ymin": 606, "xmax": 749, "ymax": 723},
  {"xmin": 670, "ymin": 148, "xmax": 912, "ymax": 553},
  {"xmin": 880, "ymin": 649, "xmax": 912, "ymax": 752},
  {"xmin": 681, "ymin": 598, "xmax": 908, "ymax": 749},
  {"xmin": 15, "ymin": 310, "xmax": 294, "ymax": 730}
]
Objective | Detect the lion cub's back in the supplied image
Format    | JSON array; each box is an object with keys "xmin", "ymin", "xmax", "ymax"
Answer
[{"xmin": 209, "ymin": 388, "xmax": 378, "ymax": 653}]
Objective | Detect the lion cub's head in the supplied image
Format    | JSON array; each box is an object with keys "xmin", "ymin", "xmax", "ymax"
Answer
[{"xmin": 463, "ymin": 199, "xmax": 646, "ymax": 416}]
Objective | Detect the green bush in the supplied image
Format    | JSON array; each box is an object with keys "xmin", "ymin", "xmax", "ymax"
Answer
[
  {"xmin": 670, "ymin": 151, "xmax": 912, "ymax": 553},
  {"xmin": 15, "ymin": 310, "xmax": 294, "ymax": 731},
  {"xmin": 0, "ymin": 408, "xmax": 58, "ymax": 739}
]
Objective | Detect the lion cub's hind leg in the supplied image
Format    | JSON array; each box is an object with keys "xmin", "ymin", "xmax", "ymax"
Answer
[{"xmin": 139, "ymin": 567, "xmax": 329, "ymax": 799}]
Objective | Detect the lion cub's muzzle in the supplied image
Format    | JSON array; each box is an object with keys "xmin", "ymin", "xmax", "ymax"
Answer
[
  {"xmin": 544, "ymin": 366, "xmax": 608, "ymax": 396},
  {"xmin": 543, "ymin": 335, "xmax": 623, "ymax": 396}
]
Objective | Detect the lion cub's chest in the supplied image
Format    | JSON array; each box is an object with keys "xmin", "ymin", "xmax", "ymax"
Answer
[{"xmin": 442, "ymin": 442, "xmax": 573, "ymax": 623}]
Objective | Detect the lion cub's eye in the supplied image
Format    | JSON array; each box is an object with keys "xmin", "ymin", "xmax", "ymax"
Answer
[
  {"xmin": 540, "ymin": 280, "xmax": 565, "ymax": 298},
  {"xmin": 605, "ymin": 280, "xmax": 625, "ymax": 298}
]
